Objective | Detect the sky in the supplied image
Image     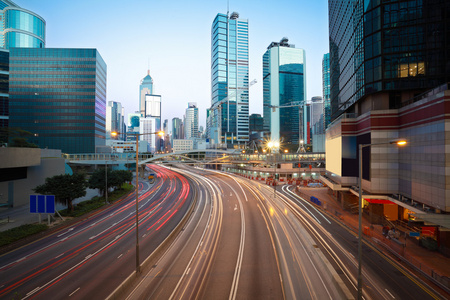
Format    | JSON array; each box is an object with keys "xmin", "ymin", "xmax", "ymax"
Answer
[{"xmin": 18, "ymin": 0, "xmax": 329, "ymax": 132}]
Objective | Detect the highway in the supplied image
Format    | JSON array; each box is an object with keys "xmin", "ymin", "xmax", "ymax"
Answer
[
  {"xmin": 125, "ymin": 166, "xmax": 345, "ymax": 299},
  {"xmin": 0, "ymin": 165, "xmax": 193, "ymax": 300}
]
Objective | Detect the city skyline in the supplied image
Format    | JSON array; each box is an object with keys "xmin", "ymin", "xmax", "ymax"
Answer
[{"xmin": 17, "ymin": 0, "xmax": 329, "ymax": 130}]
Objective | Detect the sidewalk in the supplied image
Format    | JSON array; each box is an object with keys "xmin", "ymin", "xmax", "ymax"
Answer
[
  {"xmin": 295, "ymin": 186, "xmax": 450, "ymax": 294},
  {"xmin": 0, "ymin": 188, "xmax": 100, "ymax": 232}
]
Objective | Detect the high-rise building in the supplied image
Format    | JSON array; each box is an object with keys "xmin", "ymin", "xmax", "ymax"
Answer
[
  {"xmin": 0, "ymin": 48, "xmax": 8, "ymax": 135},
  {"xmin": 322, "ymin": 53, "xmax": 331, "ymax": 130},
  {"xmin": 185, "ymin": 102, "xmax": 199, "ymax": 139},
  {"xmin": 139, "ymin": 70, "xmax": 153, "ymax": 117},
  {"xmin": 106, "ymin": 101, "xmax": 125, "ymax": 140},
  {"xmin": 0, "ymin": 0, "xmax": 45, "ymax": 49},
  {"xmin": 310, "ymin": 96, "xmax": 325, "ymax": 152},
  {"xmin": 171, "ymin": 117, "xmax": 182, "ymax": 145},
  {"xmin": 324, "ymin": 1, "xmax": 450, "ymax": 218},
  {"xmin": 140, "ymin": 117, "xmax": 157, "ymax": 152},
  {"xmin": 8, "ymin": 48, "xmax": 107, "ymax": 153},
  {"xmin": 210, "ymin": 12, "xmax": 249, "ymax": 146},
  {"xmin": 263, "ymin": 37, "xmax": 306, "ymax": 150}
]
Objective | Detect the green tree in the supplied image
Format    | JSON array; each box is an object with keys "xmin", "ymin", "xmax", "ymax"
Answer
[
  {"xmin": 33, "ymin": 173, "xmax": 87, "ymax": 211},
  {"xmin": 88, "ymin": 168, "xmax": 112, "ymax": 197},
  {"xmin": 112, "ymin": 170, "xmax": 133, "ymax": 189}
]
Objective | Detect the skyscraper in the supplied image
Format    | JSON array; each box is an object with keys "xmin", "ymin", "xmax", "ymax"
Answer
[
  {"xmin": 210, "ymin": 12, "xmax": 249, "ymax": 146},
  {"xmin": 322, "ymin": 53, "xmax": 330, "ymax": 130},
  {"xmin": 184, "ymin": 102, "xmax": 199, "ymax": 139},
  {"xmin": 0, "ymin": 48, "xmax": 8, "ymax": 134},
  {"xmin": 139, "ymin": 70, "xmax": 153, "ymax": 117},
  {"xmin": 171, "ymin": 117, "xmax": 183, "ymax": 145},
  {"xmin": 106, "ymin": 101, "xmax": 125, "ymax": 140},
  {"xmin": 324, "ymin": 1, "xmax": 450, "ymax": 216},
  {"xmin": 0, "ymin": 0, "xmax": 45, "ymax": 49},
  {"xmin": 8, "ymin": 48, "xmax": 107, "ymax": 153},
  {"xmin": 263, "ymin": 37, "xmax": 306, "ymax": 150}
]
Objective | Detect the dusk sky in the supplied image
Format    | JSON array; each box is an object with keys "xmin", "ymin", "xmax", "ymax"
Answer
[{"xmin": 19, "ymin": 0, "xmax": 329, "ymax": 132}]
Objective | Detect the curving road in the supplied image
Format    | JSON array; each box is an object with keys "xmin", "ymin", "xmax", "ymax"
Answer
[{"xmin": 0, "ymin": 165, "xmax": 193, "ymax": 300}]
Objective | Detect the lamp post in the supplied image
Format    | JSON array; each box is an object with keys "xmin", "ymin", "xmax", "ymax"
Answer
[
  {"xmin": 357, "ymin": 139, "xmax": 406, "ymax": 299},
  {"xmin": 111, "ymin": 130, "xmax": 164, "ymax": 274},
  {"xmin": 267, "ymin": 141, "xmax": 280, "ymax": 199}
]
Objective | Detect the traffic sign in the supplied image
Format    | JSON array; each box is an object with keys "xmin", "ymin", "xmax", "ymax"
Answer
[{"xmin": 30, "ymin": 195, "xmax": 55, "ymax": 214}]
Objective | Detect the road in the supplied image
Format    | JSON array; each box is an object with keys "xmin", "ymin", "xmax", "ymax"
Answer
[
  {"xmin": 0, "ymin": 165, "xmax": 193, "ymax": 300},
  {"xmin": 125, "ymin": 166, "xmax": 345, "ymax": 299}
]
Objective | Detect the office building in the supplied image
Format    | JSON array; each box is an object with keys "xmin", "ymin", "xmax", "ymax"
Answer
[
  {"xmin": 210, "ymin": 12, "xmax": 249, "ymax": 146},
  {"xmin": 139, "ymin": 70, "xmax": 153, "ymax": 117},
  {"xmin": 106, "ymin": 101, "xmax": 125, "ymax": 140},
  {"xmin": 263, "ymin": 37, "xmax": 306, "ymax": 150},
  {"xmin": 324, "ymin": 1, "xmax": 450, "ymax": 235},
  {"xmin": 322, "ymin": 53, "xmax": 331, "ymax": 130},
  {"xmin": 185, "ymin": 102, "xmax": 199, "ymax": 139},
  {"xmin": 140, "ymin": 117, "xmax": 157, "ymax": 152},
  {"xmin": 0, "ymin": 48, "xmax": 8, "ymax": 134},
  {"xmin": 0, "ymin": 0, "xmax": 45, "ymax": 49},
  {"xmin": 8, "ymin": 48, "xmax": 107, "ymax": 153},
  {"xmin": 310, "ymin": 96, "xmax": 325, "ymax": 152}
]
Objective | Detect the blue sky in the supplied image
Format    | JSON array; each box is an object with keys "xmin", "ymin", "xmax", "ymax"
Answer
[{"xmin": 18, "ymin": 0, "xmax": 329, "ymax": 131}]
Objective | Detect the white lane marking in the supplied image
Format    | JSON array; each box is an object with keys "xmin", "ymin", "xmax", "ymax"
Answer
[
  {"xmin": 117, "ymin": 254, "xmax": 123, "ymax": 259},
  {"xmin": 26, "ymin": 286, "xmax": 40, "ymax": 297},
  {"xmin": 57, "ymin": 227, "xmax": 74, "ymax": 237},
  {"xmin": 69, "ymin": 287, "xmax": 80, "ymax": 297},
  {"xmin": 230, "ymin": 192, "xmax": 232, "ymax": 196},
  {"xmin": 385, "ymin": 289, "xmax": 395, "ymax": 298},
  {"xmin": 55, "ymin": 253, "xmax": 64, "ymax": 259},
  {"xmin": 234, "ymin": 204, "xmax": 238, "ymax": 211},
  {"xmin": 186, "ymin": 268, "xmax": 191, "ymax": 275}
]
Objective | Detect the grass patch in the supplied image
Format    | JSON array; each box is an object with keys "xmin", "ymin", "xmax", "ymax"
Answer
[
  {"xmin": 59, "ymin": 183, "xmax": 133, "ymax": 218},
  {"xmin": 0, "ymin": 223, "xmax": 48, "ymax": 247}
]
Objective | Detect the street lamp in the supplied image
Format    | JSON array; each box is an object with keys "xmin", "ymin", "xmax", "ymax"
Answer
[
  {"xmin": 267, "ymin": 140, "xmax": 280, "ymax": 199},
  {"xmin": 357, "ymin": 139, "xmax": 407, "ymax": 299},
  {"xmin": 111, "ymin": 130, "xmax": 164, "ymax": 274}
]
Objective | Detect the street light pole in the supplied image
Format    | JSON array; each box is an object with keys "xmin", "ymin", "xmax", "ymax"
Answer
[
  {"xmin": 135, "ymin": 134, "xmax": 140, "ymax": 273},
  {"xmin": 357, "ymin": 139, "xmax": 407, "ymax": 299},
  {"xmin": 111, "ymin": 130, "xmax": 164, "ymax": 275}
]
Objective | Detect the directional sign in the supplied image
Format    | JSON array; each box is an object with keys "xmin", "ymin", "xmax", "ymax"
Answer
[
  {"xmin": 148, "ymin": 173, "xmax": 156, "ymax": 184},
  {"xmin": 30, "ymin": 195, "xmax": 55, "ymax": 214}
]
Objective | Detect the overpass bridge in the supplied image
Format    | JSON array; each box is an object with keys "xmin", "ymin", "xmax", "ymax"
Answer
[{"xmin": 63, "ymin": 150, "xmax": 325, "ymax": 167}]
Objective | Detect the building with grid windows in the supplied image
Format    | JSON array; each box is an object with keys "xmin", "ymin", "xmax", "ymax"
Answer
[
  {"xmin": 210, "ymin": 12, "xmax": 249, "ymax": 146},
  {"xmin": 324, "ymin": 0, "xmax": 450, "ymax": 229},
  {"xmin": 8, "ymin": 48, "xmax": 107, "ymax": 153},
  {"xmin": 0, "ymin": 48, "xmax": 8, "ymax": 133},
  {"xmin": 322, "ymin": 53, "xmax": 330, "ymax": 130},
  {"xmin": 0, "ymin": 0, "xmax": 45, "ymax": 49},
  {"xmin": 263, "ymin": 37, "xmax": 306, "ymax": 151},
  {"xmin": 185, "ymin": 102, "xmax": 199, "ymax": 139}
]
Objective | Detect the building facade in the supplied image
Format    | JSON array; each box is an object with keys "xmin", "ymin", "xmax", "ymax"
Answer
[
  {"xmin": 8, "ymin": 48, "xmax": 107, "ymax": 153},
  {"xmin": 210, "ymin": 12, "xmax": 249, "ymax": 146},
  {"xmin": 325, "ymin": 0, "xmax": 450, "ymax": 241},
  {"xmin": 171, "ymin": 117, "xmax": 183, "ymax": 145},
  {"xmin": 106, "ymin": 101, "xmax": 125, "ymax": 140},
  {"xmin": 0, "ymin": 48, "xmax": 8, "ymax": 133},
  {"xmin": 185, "ymin": 102, "xmax": 199, "ymax": 139},
  {"xmin": 0, "ymin": 0, "xmax": 45, "ymax": 49},
  {"xmin": 322, "ymin": 53, "xmax": 331, "ymax": 130},
  {"xmin": 139, "ymin": 70, "xmax": 153, "ymax": 117},
  {"xmin": 263, "ymin": 37, "xmax": 306, "ymax": 150}
]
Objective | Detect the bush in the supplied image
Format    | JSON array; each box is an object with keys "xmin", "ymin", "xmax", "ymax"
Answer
[{"xmin": 0, "ymin": 223, "xmax": 48, "ymax": 247}]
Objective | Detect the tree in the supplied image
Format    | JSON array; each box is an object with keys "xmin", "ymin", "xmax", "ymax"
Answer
[
  {"xmin": 0, "ymin": 127, "xmax": 38, "ymax": 148},
  {"xmin": 33, "ymin": 173, "xmax": 87, "ymax": 211},
  {"xmin": 88, "ymin": 168, "xmax": 112, "ymax": 197},
  {"xmin": 112, "ymin": 170, "xmax": 133, "ymax": 189}
]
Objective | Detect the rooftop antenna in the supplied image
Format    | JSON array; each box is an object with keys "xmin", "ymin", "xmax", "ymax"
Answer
[
  {"xmin": 227, "ymin": 0, "xmax": 229, "ymax": 17},
  {"xmin": 147, "ymin": 58, "xmax": 150, "ymax": 75}
]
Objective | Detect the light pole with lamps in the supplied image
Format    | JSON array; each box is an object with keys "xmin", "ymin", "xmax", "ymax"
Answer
[
  {"xmin": 357, "ymin": 139, "xmax": 406, "ymax": 299},
  {"xmin": 111, "ymin": 130, "xmax": 164, "ymax": 274},
  {"xmin": 267, "ymin": 140, "xmax": 280, "ymax": 199}
]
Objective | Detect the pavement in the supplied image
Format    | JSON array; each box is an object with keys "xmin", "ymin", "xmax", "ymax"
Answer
[{"xmin": 294, "ymin": 185, "xmax": 450, "ymax": 295}]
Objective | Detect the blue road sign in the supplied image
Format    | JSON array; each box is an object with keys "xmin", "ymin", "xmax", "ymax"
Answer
[{"xmin": 30, "ymin": 195, "xmax": 55, "ymax": 214}]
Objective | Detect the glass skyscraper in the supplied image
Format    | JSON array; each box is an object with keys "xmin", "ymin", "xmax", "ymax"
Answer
[
  {"xmin": 0, "ymin": 48, "xmax": 8, "ymax": 134},
  {"xmin": 0, "ymin": 0, "xmax": 46, "ymax": 49},
  {"xmin": 322, "ymin": 53, "xmax": 330, "ymax": 130},
  {"xmin": 185, "ymin": 102, "xmax": 199, "ymax": 139},
  {"xmin": 139, "ymin": 71, "xmax": 153, "ymax": 117},
  {"xmin": 8, "ymin": 48, "xmax": 107, "ymax": 153},
  {"xmin": 263, "ymin": 38, "xmax": 306, "ymax": 150},
  {"xmin": 329, "ymin": 0, "xmax": 450, "ymax": 122},
  {"xmin": 210, "ymin": 12, "xmax": 249, "ymax": 146}
]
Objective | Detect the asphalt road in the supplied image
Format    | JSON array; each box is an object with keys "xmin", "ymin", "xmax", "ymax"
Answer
[{"xmin": 0, "ymin": 165, "xmax": 193, "ymax": 300}]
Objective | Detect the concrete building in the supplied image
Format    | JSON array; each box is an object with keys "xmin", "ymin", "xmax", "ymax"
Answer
[
  {"xmin": 185, "ymin": 102, "xmax": 199, "ymax": 139},
  {"xmin": 172, "ymin": 139, "xmax": 193, "ymax": 152}
]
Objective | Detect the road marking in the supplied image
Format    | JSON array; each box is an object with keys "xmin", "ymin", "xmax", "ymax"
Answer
[
  {"xmin": 385, "ymin": 289, "xmax": 395, "ymax": 298},
  {"xmin": 69, "ymin": 287, "xmax": 80, "ymax": 297},
  {"xmin": 55, "ymin": 253, "xmax": 64, "ymax": 259},
  {"xmin": 234, "ymin": 204, "xmax": 238, "ymax": 211},
  {"xmin": 117, "ymin": 254, "xmax": 123, "ymax": 259},
  {"xmin": 186, "ymin": 268, "xmax": 191, "ymax": 275},
  {"xmin": 230, "ymin": 192, "xmax": 232, "ymax": 196},
  {"xmin": 85, "ymin": 254, "xmax": 92, "ymax": 259},
  {"xmin": 26, "ymin": 287, "xmax": 40, "ymax": 297},
  {"xmin": 142, "ymin": 234, "xmax": 146, "ymax": 238},
  {"xmin": 57, "ymin": 227, "xmax": 74, "ymax": 237}
]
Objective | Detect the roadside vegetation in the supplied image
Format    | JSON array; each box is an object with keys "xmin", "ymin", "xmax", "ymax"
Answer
[{"xmin": 0, "ymin": 170, "xmax": 134, "ymax": 247}]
